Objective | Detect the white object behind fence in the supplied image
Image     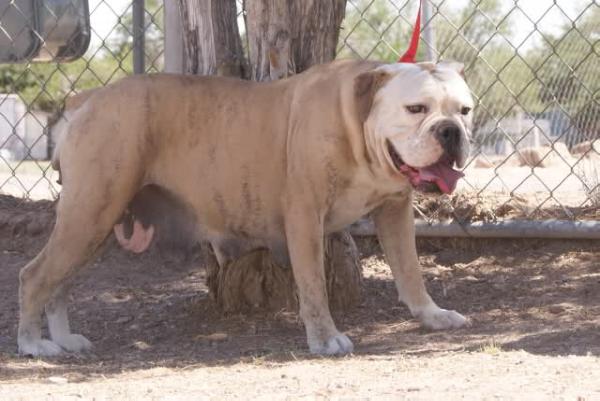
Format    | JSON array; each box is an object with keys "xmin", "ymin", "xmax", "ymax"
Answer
[{"xmin": 0, "ymin": 95, "xmax": 48, "ymax": 161}]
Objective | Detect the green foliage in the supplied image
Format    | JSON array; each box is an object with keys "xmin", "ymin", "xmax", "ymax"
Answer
[
  {"xmin": 338, "ymin": 0, "xmax": 420, "ymax": 61},
  {"xmin": 1, "ymin": 0, "xmax": 597, "ymax": 146},
  {"xmin": 435, "ymin": 0, "xmax": 519, "ymax": 132},
  {"xmin": 339, "ymin": 0, "xmax": 599, "ymax": 145},
  {"xmin": 529, "ymin": 6, "xmax": 600, "ymax": 139},
  {"xmin": 0, "ymin": 52, "xmax": 132, "ymax": 112},
  {"xmin": 0, "ymin": 65, "xmax": 38, "ymax": 93}
]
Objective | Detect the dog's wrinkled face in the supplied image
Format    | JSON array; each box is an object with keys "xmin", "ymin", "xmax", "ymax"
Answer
[{"xmin": 356, "ymin": 61, "xmax": 473, "ymax": 194}]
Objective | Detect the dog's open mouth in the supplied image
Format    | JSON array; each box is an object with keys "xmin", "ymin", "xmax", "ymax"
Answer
[{"xmin": 387, "ymin": 140, "xmax": 464, "ymax": 194}]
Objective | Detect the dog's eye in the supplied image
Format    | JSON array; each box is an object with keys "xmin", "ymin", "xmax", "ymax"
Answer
[
  {"xmin": 461, "ymin": 106, "xmax": 471, "ymax": 115},
  {"xmin": 406, "ymin": 104, "xmax": 427, "ymax": 114}
]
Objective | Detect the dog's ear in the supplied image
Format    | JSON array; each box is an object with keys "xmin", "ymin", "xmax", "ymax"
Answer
[
  {"xmin": 416, "ymin": 61, "xmax": 436, "ymax": 72},
  {"xmin": 438, "ymin": 60, "xmax": 465, "ymax": 78},
  {"xmin": 354, "ymin": 70, "xmax": 391, "ymax": 124}
]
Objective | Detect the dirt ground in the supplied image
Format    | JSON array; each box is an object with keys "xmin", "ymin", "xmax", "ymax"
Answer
[{"xmin": 0, "ymin": 195, "xmax": 599, "ymax": 400}]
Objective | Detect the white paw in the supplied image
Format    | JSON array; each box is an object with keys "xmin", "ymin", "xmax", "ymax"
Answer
[
  {"xmin": 419, "ymin": 306, "xmax": 468, "ymax": 330},
  {"xmin": 18, "ymin": 338, "xmax": 63, "ymax": 357},
  {"xmin": 309, "ymin": 333, "xmax": 354, "ymax": 356},
  {"xmin": 53, "ymin": 333, "xmax": 93, "ymax": 353}
]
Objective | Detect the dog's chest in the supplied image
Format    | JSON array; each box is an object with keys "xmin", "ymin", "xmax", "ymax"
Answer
[{"xmin": 325, "ymin": 173, "xmax": 403, "ymax": 232}]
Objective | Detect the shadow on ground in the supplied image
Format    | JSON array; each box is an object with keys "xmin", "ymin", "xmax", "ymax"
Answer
[{"xmin": 1, "ymin": 195, "xmax": 599, "ymax": 381}]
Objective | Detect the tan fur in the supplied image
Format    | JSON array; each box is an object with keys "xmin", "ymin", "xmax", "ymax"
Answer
[
  {"xmin": 64, "ymin": 89, "xmax": 98, "ymax": 110},
  {"xmin": 50, "ymin": 90, "xmax": 99, "ymax": 175},
  {"xmin": 18, "ymin": 59, "xmax": 471, "ymax": 356}
]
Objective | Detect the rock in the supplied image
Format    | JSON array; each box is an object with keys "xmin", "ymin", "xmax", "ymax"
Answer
[
  {"xmin": 132, "ymin": 340, "xmax": 151, "ymax": 350},
  {"xmin": 571, "ymin": 139, "xmax": 600, "ymax": 155},
  {"xmin": 517, "ymin": 143, "xmax": 574, "ymax": 167},
  {"xmin": 115, "ymin": 316, "xmax": 134, "ymax": 324},
  {"xmin": 47, "ymin": 376, "xmax": 68, "ymax": 384},
  {"xmin": 548, "ymin": 305, "xmax": 565, "ymax": 314},
  {"xmin": 194, "ymin": 332, "xmax": 229, "ymax": 343},
  {"xmin": 473, "ymin": 156, "xmax": 494, "ymax": 168}
]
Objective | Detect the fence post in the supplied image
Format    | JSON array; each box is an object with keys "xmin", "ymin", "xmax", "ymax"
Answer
[
  {"xmin": 422, "ymin": 0, "xmax": 436, "ymax": 62},
  {"xmin": 164, "ymin": 0, "xmax": 184, "ymax": 73},
  {"xmin": 132, "ymin": 0, "xmax": 145, "ymax": 74}
]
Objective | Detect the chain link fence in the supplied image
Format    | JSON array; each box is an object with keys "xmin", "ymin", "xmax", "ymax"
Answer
[
  {"xmin": 0, "ymin": 0, "xmax": 164, "ymax": 199},
  {"xmin": 1, "ymin": 0, "xmax": 598, "ymax": 226}
]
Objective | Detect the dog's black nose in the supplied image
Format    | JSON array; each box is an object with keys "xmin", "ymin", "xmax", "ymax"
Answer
[{"xmin": 435, "ymin": 124, "xmax": 461, "ymax": 160}]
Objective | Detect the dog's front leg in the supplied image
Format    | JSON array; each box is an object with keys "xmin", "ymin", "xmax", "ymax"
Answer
[
  {"xmin": 284, "ymin": 202, "xmax": 354, "ymax": 355},
  {"xmin": 372, "ymin": 193, "xmax": 468, "ymax": 330}
]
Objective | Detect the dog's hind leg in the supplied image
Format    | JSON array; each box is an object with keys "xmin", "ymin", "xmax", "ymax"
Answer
[
  {"xmin": 18, "ymin": 168, "xmax": 141, "ymax": 356},
  {"xmin": 44, "ymin": 283, "xmax": 92, "ymax": 353},
  {"xmin": 18, "ymin": 236, "xmax": 100, "ymax": 356}
]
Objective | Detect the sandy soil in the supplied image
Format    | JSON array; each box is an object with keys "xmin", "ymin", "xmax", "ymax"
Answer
[{"xmin": 0, "ymin": 195, "xmax": 599, "ymax": 400}]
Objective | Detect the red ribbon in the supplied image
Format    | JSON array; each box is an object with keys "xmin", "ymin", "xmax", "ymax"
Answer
[{"xmin": 398, "ymin": 0, "xmax": 423, "ymax": 63}]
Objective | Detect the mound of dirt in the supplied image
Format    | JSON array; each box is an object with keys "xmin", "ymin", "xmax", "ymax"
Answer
[
  {"xmin": 0, "ymin": 196, "xmax": 56, "ymax": 251},
  {"xmin": 414, "ymin": 191, "xmax": 600, "ymax": 221}
]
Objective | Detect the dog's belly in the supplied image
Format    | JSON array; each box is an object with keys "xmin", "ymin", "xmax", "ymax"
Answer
[
  {"xmin": 150, "ymin": 172, "xmax": 284, "ymax": 242},
  {"xmin": 186, "ymin": 192, "xmax": 284, "ymax": 242},
  {"xmin": 170, "ymin": 189, "xmax": 290, "ymax": 266},
  {"xmin": 148, "ymin": 136, "xmax": 288, "ymax": 237}
]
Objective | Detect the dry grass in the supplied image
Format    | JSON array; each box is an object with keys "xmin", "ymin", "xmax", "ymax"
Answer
[{"xmin": 480, "ymin": 338, "xmax": 503, "ymax": 356}]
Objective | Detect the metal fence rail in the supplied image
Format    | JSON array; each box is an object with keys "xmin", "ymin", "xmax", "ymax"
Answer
[{"xmin": 0, "ymin": 0, "xmax": 598, "ymax": 229}]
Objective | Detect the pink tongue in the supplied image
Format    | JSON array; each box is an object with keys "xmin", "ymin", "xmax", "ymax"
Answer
[{"xmin": 418, "ymin": 161, "xmax": 464, "ymax": 194}]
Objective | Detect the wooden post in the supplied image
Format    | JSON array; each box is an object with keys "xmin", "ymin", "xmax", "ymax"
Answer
[
  {"xmin": 132, "ymin": 0, "xmax": 145, "ymax": 74},
  {"xmin": 164, "ymin": 0, "xmax": 184, "ymax": 73},
  {"xmin": 176, "ymin": 0, "xmax": 245, "ymax": 77}
]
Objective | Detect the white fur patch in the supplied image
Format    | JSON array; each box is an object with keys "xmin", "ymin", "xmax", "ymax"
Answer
[
  {"xmin": 47, "ymin": 301, "xmax": 93, "ymax": 352},
  {"xmin": 416, "ymin": 303, "xmax": 469, "ymax": 330},
  {"xmin": 364, "ymin": 62, "xmax": 474, "ymax": 171},
  {"xmin": 308, "ymin": 333, "xmax": 354, "ymax": 355}
]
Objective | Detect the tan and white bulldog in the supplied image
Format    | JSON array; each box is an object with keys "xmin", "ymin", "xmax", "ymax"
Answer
[{"xmin": 18, "ymin": 59, "xmax": 473, "ymax": 356}]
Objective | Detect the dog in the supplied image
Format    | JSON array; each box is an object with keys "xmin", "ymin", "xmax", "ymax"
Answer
[{"xmin": 18, "ymin": 59, "xmax": 473, "ymax": 356}]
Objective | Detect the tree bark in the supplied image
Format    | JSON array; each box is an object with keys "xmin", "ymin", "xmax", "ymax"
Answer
[
  {"xmin": 176, "ymin": 0, "xmax": 245, "ymax": 76},
  {"xmin": 245, "ymin": 0, "xmax": 346, "ymax": 80},
  {"xmin": 205, "ymin": 231, "xmax": 361, "ymax": 313}
]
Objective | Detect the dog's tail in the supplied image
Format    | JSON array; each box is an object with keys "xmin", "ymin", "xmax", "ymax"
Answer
[{"xmin": 50, "ymin": 89, "xmax": 98, "ymax": 180}]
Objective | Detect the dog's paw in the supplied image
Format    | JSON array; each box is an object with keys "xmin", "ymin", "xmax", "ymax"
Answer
[
  {"xmin": 309, "ymin": 333, "xmax": 354, "ymax": 356},
  {"xmin": 18, "ymin": 339, "xmax": 63, "ymax": 357},
  {"xmin": 53, "ymin": 333, "xmax": 93, "ymax": 353},
  {"xmin": 419, "ymin": 306, "xmax": 468, "ymax": 330}
]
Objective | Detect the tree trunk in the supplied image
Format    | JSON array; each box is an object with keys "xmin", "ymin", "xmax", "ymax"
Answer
[
  {"xmin": 205, "ymin": 231, "xmax": 361, "ymax": 313},
  {"xmin": 245, "ymin": 0, "xmax": 346, "ymax": 80},
  {"xmin": 176, "ymin": 0, "xmax": 245, "ymax": 76},
  {"xmin": 174, "ymin": 0, "xmax": 360, "ymax": 313}
]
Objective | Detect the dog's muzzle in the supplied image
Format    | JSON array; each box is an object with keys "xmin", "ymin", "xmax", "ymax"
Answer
[
  {"xmin": 387, "ymin": 138, "xmax": 464, "ymax": 195},
  {"xmin": 434, "ymin": 121, "xmax": 463, "ymax": 166}
]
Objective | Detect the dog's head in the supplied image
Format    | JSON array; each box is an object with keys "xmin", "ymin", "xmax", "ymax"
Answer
[{"xmin": 355, "ymin": 61, "xmax": 473, "ymax": 194}]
